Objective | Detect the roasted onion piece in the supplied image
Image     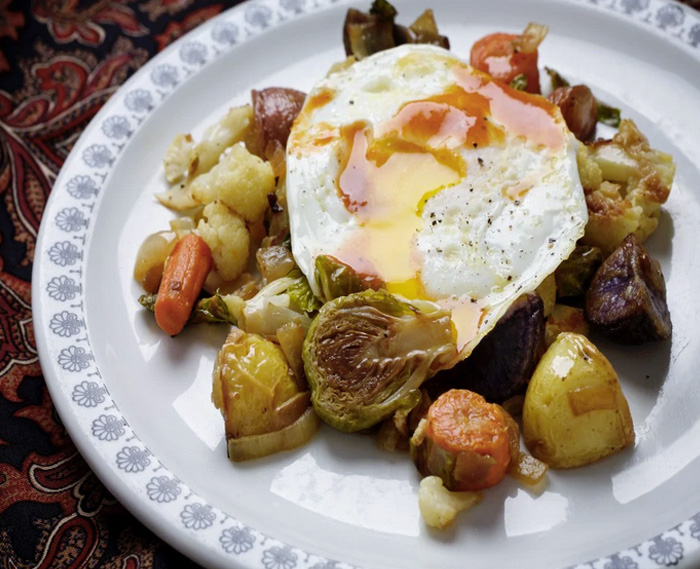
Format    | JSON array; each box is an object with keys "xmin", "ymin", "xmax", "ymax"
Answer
[
  {"xmin": 303, "ymin": 289, "xmax": 456, "ymax": 432},
  {"xmin": 434, "ymin": 293, "xmax": 545, "ymax": 403},
  {"xmin": 584, "ymin": 233, "xmax": 671, "ymax": 343}
]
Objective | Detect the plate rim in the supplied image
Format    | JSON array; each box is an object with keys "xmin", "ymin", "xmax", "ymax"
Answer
[{"xmin": 31, "ymin": 0, "xmax": 700, "ymax": 568}]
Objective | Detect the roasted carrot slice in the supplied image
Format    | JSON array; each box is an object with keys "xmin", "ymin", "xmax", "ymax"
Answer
[
  {"xmin": 411, "ymin": 389, "xmax": 512, "ymax": 491},
  {"xmin": 154, "ymin": 233, "xmax": 213, "ymax": 336}
]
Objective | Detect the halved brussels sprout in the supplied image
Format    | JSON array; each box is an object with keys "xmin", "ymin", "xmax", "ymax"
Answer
[
  {"xmin": 314, "ymin": 254, "xmax": 374, "ymax": 302},
  {"xmin": 303, "ymin": 289, "xmax": 456, "ymax": 432}
]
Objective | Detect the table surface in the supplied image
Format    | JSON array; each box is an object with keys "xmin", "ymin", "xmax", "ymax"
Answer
[{"xmin": 1, "ymin": 0, "xmax": 698, "ymax": 567}]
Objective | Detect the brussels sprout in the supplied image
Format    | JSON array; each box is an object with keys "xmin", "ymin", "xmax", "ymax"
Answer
[
  {"xmin": 287, "ymin": 269, "xmax": 322, "ymax": 313},
  {"xmin": 314, "ymin": 255, "xmax": 373, "ymax": 302},
  {"xmin": 432, "ymin": 294, "xmax": 545, "ymax": 403},
  {"xmin": 212, "ymin": 328, "xmax": 317, "ymax": 460},
  {"xmin": 555, "ymin": 245, "xmax": 603, "ymax": 299},
  {"xmin": 303, "ymin": 289, "xmax": 456, "ymax": 432},
  {"xmin": 343, "ymin": 1, "xmax": 448, "ymax": 60},
  {"xmin": 239, "ymin": 273, "xmax": 316, "ymax": 337},
  {"xmin": 584, "ymin": 233, "xmax": 671, "ymax": 343}
]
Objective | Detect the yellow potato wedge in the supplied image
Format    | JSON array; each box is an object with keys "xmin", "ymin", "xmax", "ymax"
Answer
[{"xmin": 522, "ymin": 333, "xmax": 634, "ymax": 468}]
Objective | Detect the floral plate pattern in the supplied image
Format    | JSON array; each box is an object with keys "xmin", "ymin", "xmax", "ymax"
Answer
[{"xmin": 32, "ymin": 1, "xmax": 700, "ymax": 568}]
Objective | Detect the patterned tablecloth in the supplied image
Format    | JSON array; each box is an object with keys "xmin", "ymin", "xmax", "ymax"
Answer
[{"xmin": 0, "ymin": 0, "xmax": 698, "ymax": 567}]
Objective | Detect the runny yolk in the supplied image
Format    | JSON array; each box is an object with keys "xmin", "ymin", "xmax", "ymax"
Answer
[
  {"xmin": 334, "ymin": 85, "xmax": 507, "ymax": 301},
  {"xmin": 336, "ymin": 124, "xmax": 460, "ymax": 297}
]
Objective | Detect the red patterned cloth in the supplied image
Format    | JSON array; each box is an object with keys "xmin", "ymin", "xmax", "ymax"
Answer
[
  {"xmin": 0, "ymin": 0, "xmax": 698, "ymax": 567},
  {"xmin": 0, "ymin": 2, "xmax": 242, "ymax": 566}
]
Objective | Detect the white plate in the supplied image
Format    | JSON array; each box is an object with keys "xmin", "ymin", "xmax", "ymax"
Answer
[{"xmin": 32, "ymin": 0, "xmax": 700, "ymax": 568}]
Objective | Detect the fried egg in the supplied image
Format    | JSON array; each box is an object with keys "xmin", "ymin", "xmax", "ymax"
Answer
[{"xmin": 286, "ymin": 44, "xmax": 587, "ymax": 360}]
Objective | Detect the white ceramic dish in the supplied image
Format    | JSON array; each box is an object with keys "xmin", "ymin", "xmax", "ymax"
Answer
[{"xmin": 32, "ymin": 0, "xmax": 700, "ymax": 568}]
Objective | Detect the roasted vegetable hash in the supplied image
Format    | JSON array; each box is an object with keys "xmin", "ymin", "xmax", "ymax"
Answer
[{"xmin": 134, "ymin": 0, "xmax": 674, "ymax": 529}]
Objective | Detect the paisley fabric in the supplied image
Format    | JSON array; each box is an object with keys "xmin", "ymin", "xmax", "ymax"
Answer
[{"xmin": 0, "ymin": 1, "xmax": 245, "ymax": 566}]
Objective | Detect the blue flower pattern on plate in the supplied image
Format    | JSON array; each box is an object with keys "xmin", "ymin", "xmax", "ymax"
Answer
[
  {"xmin": 220, "ymin": 523, "xmax": 256, "ymax": 554},
  {"xmin": 116, "ymin": 446, "xmax": 151, "ymax": 473},
  {"xmin": 245, "ymin": 3, "xmax": 273, "ymax": 28},
  {"xmin": 66, "ymin": 175, "xmax": 98, "ymax": 200},
  {"xmin": 57, "ymin": 346, "xmax": 92, "ymax": 372},
  {"xmin": 49, "ymin": 311, "xmax": 84, "ymax": 337},
  {"xmin": 125, "ymin": 89, "xmax": 154, "ymax": 112},
  {"xmin": 620, "ymin": 0, "xmax": 651, "ymax": 12},
  {"xmin": 212, "ymin": 21, "xmax": 239, "ymax": 44},
  {"xmin": 46, "ymin": 276, "xmax": 81, "ymax": 301},
  {"xmin": 101, "ymin": 116, "xmax": 132, "ymax": 139},
  {"xmin": 648, "ymin": 536, "xmax": 683, "ymax": 566},
  {"xmin": 180, "ymin": 41, "xmax": 208, "ymax": 65},
  {"xmin": 48, "ymin": 241, "xmax": 80, "ymax": 266},
  {"xmin": 82, "ymin": 144, "xmax": 114, "ymax": 168},
  {"xmin": 604, "ymin": 554, "xmax": 639, "ymax": 569},
  {"xmin": 71, "ymin": 380, "xmax": 106, "ymax": 407},
  {"xmin": 55, "ymin": 207, "xmax": 87, "ymax": 232},
  {"xmin": 656, "ymin": 4, "xmax": 685, "ymax": 27},
  {"xmin": 146, "ymin": 476, "xmax": 182, "ymax": 503},
  {"xmin": 262, "ymin": 545, "xmax": 297, "ymax": 569},
  {"xmin": 281, "ymin": 0, "xmax": 306, "ymax": 14},
  {"xmin": 91, "ymin": 414, "xmax": 126, "ymax": 441},
  {"xmin": 181, "ymin": 503, "xmax": 216, "ymax": 530},
  {"xmin": 151, "ymin": 64, "xmax": 179, "ymax": 87}
]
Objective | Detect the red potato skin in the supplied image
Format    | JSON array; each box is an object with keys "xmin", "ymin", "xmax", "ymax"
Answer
[
  {"xmin": 251, "ymin": 88, "xmax": 306, "ymax": 158},
  {"xmin": 470, "ymin": 33, "xmax": 541, "ymax": 94},
  {"xmin": 548, "ymin": 85, "xmax": 598, "ymax": 141}
]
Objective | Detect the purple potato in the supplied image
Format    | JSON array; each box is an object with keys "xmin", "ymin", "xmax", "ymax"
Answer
[
  {"xmin": 430, "ymin": 293, "xmax": 545, "ymax": 403},
  {"xmin": 584, "ymin": 233, "xmax": 671, "ymax": 344}
]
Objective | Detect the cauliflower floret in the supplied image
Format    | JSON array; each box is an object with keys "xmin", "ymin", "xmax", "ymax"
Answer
[
  {"xmin": 194, "ymin": 105, "xmax": 254, "ymax": 177},
  {"xmin": 163, "ymin": 133, "xmax": 197, "ymax": 184},
  {"xmin": 197, "ymin": 202, "xmax": 250, "ymax": 281},
  {"xmin": 418, "ymin": 476, "xmax": 481, "ymax": 530},
  {"xmin": 190, "ymin": 142, "xmax": 275, "ymax": 223},
  {"xmin": 577, "ymin": 119, "xmax": 675, "ymax": 254}
]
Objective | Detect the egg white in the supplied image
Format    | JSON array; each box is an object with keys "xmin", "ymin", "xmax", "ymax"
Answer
[{"xmin": 286, "ymin": 44, "xmax": 587, "ymax": 359}]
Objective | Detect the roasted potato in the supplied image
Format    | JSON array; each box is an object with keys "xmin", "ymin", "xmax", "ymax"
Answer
[
  {"xmin": 522, "ymin": 333, "xmax": 634, "ymax": 468},
  {"xmin": 544, "ymin": 304, "xmax": 589, "ymax": 347}
]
